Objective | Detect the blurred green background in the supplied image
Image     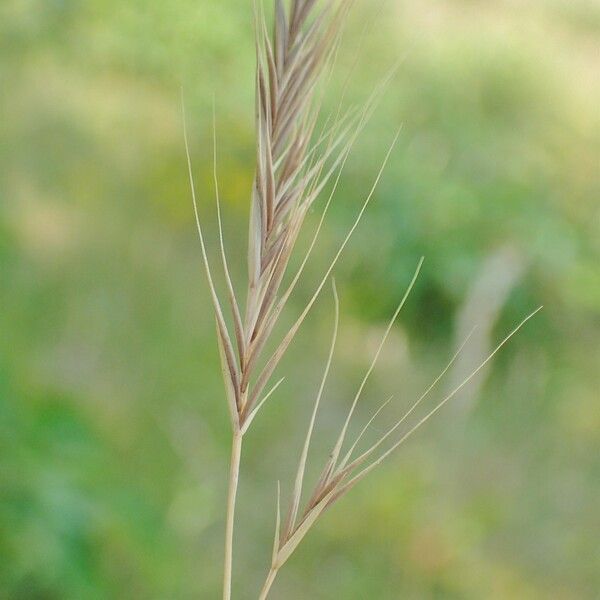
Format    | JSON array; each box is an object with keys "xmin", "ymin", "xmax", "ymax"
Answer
[{"xmin": 1, "ymin": 0, "xmax": 599, "ymax": 598}]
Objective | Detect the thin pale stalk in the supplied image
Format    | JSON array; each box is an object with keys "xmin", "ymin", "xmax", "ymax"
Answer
[
  {"xmin": 223, "ymin": 431, "xmax": 243, "ymax": 600},
  {"xmin": 258, "ymin": 568, "xmax": 278, "ymax": 600}
]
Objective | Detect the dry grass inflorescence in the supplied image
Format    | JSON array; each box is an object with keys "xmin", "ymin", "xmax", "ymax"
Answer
[{"xmin": 182, "ymin": 1, "xmax": 540, "ymax": 598}]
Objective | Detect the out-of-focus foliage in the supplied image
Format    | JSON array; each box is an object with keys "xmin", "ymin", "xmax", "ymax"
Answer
[{"xmin": 1, "ymin": 0, "xmax": 598, "ymax": 598}]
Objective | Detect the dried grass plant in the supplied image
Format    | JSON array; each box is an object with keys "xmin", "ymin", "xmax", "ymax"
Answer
[{"xmin": 182, "ymin": 1, "xmax": 540, "ymax": 598}]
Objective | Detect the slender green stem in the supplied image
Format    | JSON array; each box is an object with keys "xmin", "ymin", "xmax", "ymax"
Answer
[{"xmin": 223, "ymin": 430, "xmax": 243, "ymax": 600}]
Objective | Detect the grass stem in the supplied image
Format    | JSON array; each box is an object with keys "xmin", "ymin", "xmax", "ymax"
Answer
[
  {"xmin": 258, "ymin": 568, "xmax": 278, "ymax": 600},
  {"xmin": 223, "ymin": 430, "xmax": 243, "ymax": 600}
]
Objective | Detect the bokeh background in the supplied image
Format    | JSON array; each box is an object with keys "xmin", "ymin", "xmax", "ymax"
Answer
[{"xmin": 1, "ymin": 0, "xmax": 599, "ymax": 598}]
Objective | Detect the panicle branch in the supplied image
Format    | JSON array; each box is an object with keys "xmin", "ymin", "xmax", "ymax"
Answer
[{"xmin": 265, "ymin": 305, "xmax": 540, "ymax": 583}]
